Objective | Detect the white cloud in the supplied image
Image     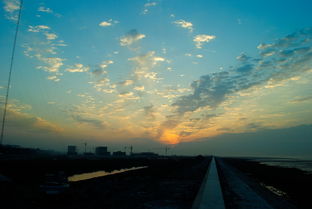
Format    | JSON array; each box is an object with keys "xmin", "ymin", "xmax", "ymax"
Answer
[
  {"xmin": 28, "ymin": 25, "xmax": 50, "ymax": 32},
  {"xmin": 47, "ymin": 75, "xmax": 60, "ymax": 82},
  {"xmin": 120, "ymin": 30, "xmax": 146, "ymax": 46},
  {"xmin": 36, "ymin": 55, "xmax": 64, "ymax": 73},
  {"xmin": 99, "ymin": 19, "xmax": 118, "ymax": 27},
  {"xmin": 144, "ymin": 72, "xmax": 160, "ymax": 81},
  {"xmin": 44, "ymin": 32, "xmax": 58, "ymax": 40},
  {"xmin": 38, "ymin": 6, "xmax": 53, "ymax": 13},
  {"xmin": 142, "ymin": 1, "xmax": 157, "ymax": 14},
  {"xmin": 193, "ymin": 34, "xmax": 216, "ymax": 49},
  {"xmin": 4, "ymin": 0, "xmax": 20, "ymax": 12},
  {"xmin": 128, "ymin": 51, "xmax": 165, "ymax": 77},
  {"xmin": 173, "ymin": 19, "xmax": 193, "ymax": 32},
  {"xmin": 66, "ymin": 63, "xmax": 90, "ymax": 73},
  {"xmin": 196, "ymin": 54, "xmax": 204, "ymax": 58},
  {"xmin": 119, "ymin": 80, "xmax": 134, "ymax": 86},
  {"xmin": 3, "ymin": 0, "xmax": 20, "ymax": 21},
  {"xmin": 100, "ymin": 60, "xmax": 114, "ymax": 69},
  {"xmin": 257, "ymin": 43, "xmax": 273, "ymax": 50},
  {"xmin": 134, "ymin": 86, "xmax": 145, "ymax": 91}
]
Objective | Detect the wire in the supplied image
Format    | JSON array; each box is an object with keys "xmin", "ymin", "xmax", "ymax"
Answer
[{"xmin": 0, "ymin": 0, "xmax": 24, "ymax": 145}]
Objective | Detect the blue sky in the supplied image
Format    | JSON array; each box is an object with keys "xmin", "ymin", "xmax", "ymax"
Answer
[{"xmin": 0, "ymin": 0, "xmax": 312, "ymax": 155}]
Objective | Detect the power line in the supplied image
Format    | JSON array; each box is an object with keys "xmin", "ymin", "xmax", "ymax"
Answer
[{"xmin": 0, "ymin": 0, "xmax": 24, "ymax": 145}]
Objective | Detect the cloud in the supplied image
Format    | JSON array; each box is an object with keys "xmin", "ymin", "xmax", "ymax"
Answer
[
  {"xmin": 128, "ymin": 51, "xmax": 165, "ymax": 81},
  {"xmin": 0, "ymin": 100, "xmax": 62, "ymax": 134},
  {"xmin": 173, "ymin": 19, "xmax": 193, "ymax": 32},
  {"xmin": 134, "ymin": 86, "xmax": 145, "ymax": 91},
  {"xmin": 47, "ymin": 75, "xmax": 60, "ymax": 82},
  {"xmin": 99, "ymin": 19, "xmax": 118, "ymax": 27},
  {"xmin": 91, "ymin": 60, "xmax": 113, "ymax": 76},
  {"xmin": 142, "ymin": 1, "xmax": 157, "ymax": 14},
  {"xmin": 143, "ymin": 105, "xmax": 156, "ymax": 119},
  {"xmin": 66, "ymin": 63, "xmax": 89, "ymax": 73},
  {"xmin": 289, "ymin": 96, "xmax": 312, "ymax": 104},
  {"xmin": 120, "ymin": 29, "xmax": 146, "ymax": 46},
  {"xmin": 173, "ymin": 28, "xmax": 312, "ymax": 115},
  {"xmin": 193, "ymin": 34, "xmax": 216, "ymax": 49},
  {"xmin": 36, "ymin": 55, "xmax": 64, "ymax": 73},
  {"xmin": 3, "ymin": 0, "xmax": 20, "ymax": 21},
  {"xmin": 118, "ymin": 80, "xmax": 134, "ymax": 86},
  {"xmin": 72, "ymin": 114, "xmax": 105, "ymax": 129},
  {"xmin": 100, "ymin": 60, "xmax": 114, "ymax": 69},
  {"xmin": 129, "ymin": 51, "xmax": 165, "ymax": 70},
  {"xmin": 118, "ymin": 92, "xmax": 139, "ymax": 100},
  {"xmin": 154, "ymin": 28, "xmax": 312, "ymax": 143},
  {"xmin": 23, "ymin": 24, "xmax": 66, "ymax": 82},
  {"xmin": 38, "ymin": 6, "xmax": 53, "ymax": 13},
  {"xmin": 44, "ymin": 32, "xmax": 58, "ymax": 40},
  {"xmin": 28, "ymin": 25, "xmax": 50, "ymax": 32}
]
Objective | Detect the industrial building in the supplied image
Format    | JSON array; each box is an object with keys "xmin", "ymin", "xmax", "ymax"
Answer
[
  {"xmin": 95, "ymin": 146, "xmax": 110, "ymax": 156},
  {"xmin": 67, "ymin": 145, "xmax": 77, "ymax": 155}
]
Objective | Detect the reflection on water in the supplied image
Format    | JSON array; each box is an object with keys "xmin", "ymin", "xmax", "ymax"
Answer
[
  {"xmin": 251, "ymin": 158, "xmax": 312, "ymax": 173},
  {"xmin": 68, "ymin": 166, "xmax": 148, "ymax": 182}
]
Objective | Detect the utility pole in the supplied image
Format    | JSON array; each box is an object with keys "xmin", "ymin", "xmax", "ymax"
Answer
[
  {"xmin": 165, "ymin": 147, "xmax": 170, "ymax": 156},
  {"xmin": 84, "ymin": 142, "xmax": 87, "ymax": 154},
  {"xmin": 0, "ymin": 0, "xmax": 23, "ymax": 146}
]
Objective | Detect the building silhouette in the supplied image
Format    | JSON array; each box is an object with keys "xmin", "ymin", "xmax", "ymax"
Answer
[
  {"xmin": 95, "ymin": 146, "xmax": 110, "ymax": 156},
  {"xmin": 67, "ymin": 145, "xmax": 77, "ymax": 155}
]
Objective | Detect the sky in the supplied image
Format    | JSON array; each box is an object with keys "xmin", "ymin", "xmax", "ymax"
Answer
[{"xmin": 0, "ymin": 0, "xmax": 312, "ymax": 156}]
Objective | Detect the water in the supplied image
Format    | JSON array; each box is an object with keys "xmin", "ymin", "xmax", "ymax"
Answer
[
  {"xmin": 250, "ymin": 158, "xmax": 312, "ymax": 173},
  {"xmin": 68, "ymin": 166, "xmax": 148, "ymax": 182}
]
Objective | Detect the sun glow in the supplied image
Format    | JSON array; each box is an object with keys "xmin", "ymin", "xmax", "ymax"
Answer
[{"xmin": 159, "ymin": 129, "xmax": 180, "ymax": 145}]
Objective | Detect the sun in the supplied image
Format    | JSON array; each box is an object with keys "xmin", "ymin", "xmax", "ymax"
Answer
[{"xmin": 159, "ymin": 129, "xmax": 180, "ymax": 145}]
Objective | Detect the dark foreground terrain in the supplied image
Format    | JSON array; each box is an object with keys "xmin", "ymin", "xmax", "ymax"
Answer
[
  {"xmin": 0, "ymin": 156, "xmax": 210, "ymax": 209},
  {"xmin": 219, "ymin": 158, "xmax": 312, "ymax": 209}
]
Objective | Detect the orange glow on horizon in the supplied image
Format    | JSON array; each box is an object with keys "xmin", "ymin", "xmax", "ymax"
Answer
[{"xmin": 159, "ymin": 129, "xmax": 180, "ymax": 144}]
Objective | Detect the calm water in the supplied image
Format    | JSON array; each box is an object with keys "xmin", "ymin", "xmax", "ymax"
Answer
[
  {"xmin": 68, "ymin": 166, "xmax": 148, "ymax": 182},
  {"xmin": 250, "ymin": 158, "xmax": 312, "ymax": 173}
]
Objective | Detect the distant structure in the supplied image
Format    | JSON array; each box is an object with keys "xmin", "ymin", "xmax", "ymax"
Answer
[
  {"xmin": 112, "ymin": 151, "xmax": 126, "ymax": 157},
  {"xmin": 95, "ymin": 146, "xmax": 110, "ymax": 156},
  {"xmin": 67, "ymin": 145, "xmax": 77, "ymax": 155},
  {"xmin": 131, "ymin": 152, "xmax": 158, "ymax": 158}
]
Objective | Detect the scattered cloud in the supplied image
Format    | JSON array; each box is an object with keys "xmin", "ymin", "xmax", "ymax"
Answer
[
  {"xmin": 47, "ymin": 75, "xmax": 60, "ymax": 82},
  {"xmin": 72, "ymin": 114, "xmax": 105, "ymax": 129},
  {"xmin": 173, "ymin": 28, "xmax": 312, "ymax": 115},
  {"xmin": 100, "ymin": 60, "xmax": 114, "ymax": 69},
  {"xmin": 38, "ymin": 6, "xmax": 53, "ymax": 13},
  {"xmin": 173, "ymin": 19, "xmax": 194, "ymax": 32},
  {"xmin": 0, "ymin": 99, "xmax": 62, "ymax": 134},
  {"xmin": 289, "ymin": 96, "xmax": 312, "ymax": 104},
  {"xmin": 142, "ymin": 1, "xmax": 157, "ymax": 14},
  {"xmin": 44, "ymin": 32, "xmax": 58, "ymax": 40},
  {"xmin": 120, "ymin": 29, "xmax": 146, "ymax": 46},
  {"xmin": 28, "ymin": 25, "xmax": 50, "ymax": 32},
  {"xmin": 36, "ymin": 56, "xmax": 64, "ymax": 73},
  {"xmin": 134, "ymin": 86, "xmax": 145, "ymax": 91},
  {"xmin": 99, "ymin": 19, "xmax": 119, "ymax": 27},
  {"xmin": 119, "ymin": 80, "xmax": 134, "ymax": 86},
  {"xmin": 3, "ymin": 0, "xmax": 20, "ymax": 21},
  {"xmin": 129, "ymin": 51, "xmax": 165, "ymax": 80},
  {"xmin": 66, "ymin": 63, "xmax": 90, "ymax": 73},
  {"xmin": 193, "ymin": 34, "xmax": 216, "ymax": 49}
]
